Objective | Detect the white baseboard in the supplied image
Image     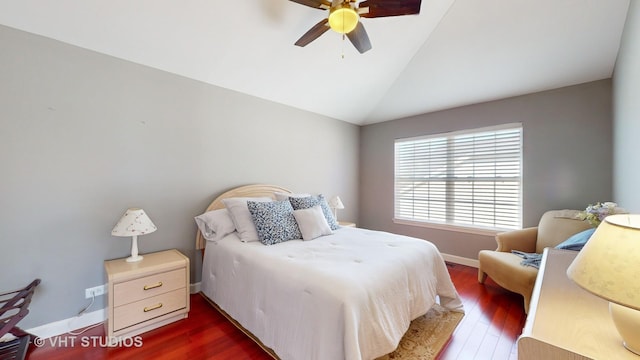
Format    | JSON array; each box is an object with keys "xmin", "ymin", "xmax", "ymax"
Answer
[
  {"xmin": 190, "ymin": 282, "xmax": 201, "ymax": 294},
  {"xmin": 27, "ymin": 308, "xmax": 106, "ymax": 340},
  {"xmin": 442, "ymin": 253, "xmax": 479, "ymax": 268},
  {"xmin": 27, "ymin": 283, "xmax": 203, "ymax": 339}
]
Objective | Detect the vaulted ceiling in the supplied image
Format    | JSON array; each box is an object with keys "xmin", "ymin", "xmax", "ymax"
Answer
[{"xmin": 0, "ymin": 0, "xmax": 630, "ymax": 125}]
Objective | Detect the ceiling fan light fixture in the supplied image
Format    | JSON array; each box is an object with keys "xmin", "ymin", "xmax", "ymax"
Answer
[{"xmin": 328, "ymin": 5, "xmax": 359, "ymax": 34}]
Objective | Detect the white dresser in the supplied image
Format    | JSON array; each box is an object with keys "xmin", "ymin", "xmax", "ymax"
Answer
[{"xmin": 518, "ymin": 248, "xmax": 636, "ymax": 359}]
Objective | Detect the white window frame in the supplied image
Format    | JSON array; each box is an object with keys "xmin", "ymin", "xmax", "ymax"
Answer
[{"xmin": 394, "ymin": 123, "xmax": 523, "ymax": 232}]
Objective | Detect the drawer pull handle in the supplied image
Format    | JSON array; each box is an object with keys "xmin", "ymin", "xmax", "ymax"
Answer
[
  {"xmin": 143, "ymin": 303, "xmax": 163, "ymax": 312},
  {"xmin": 143, "ymin": 282, "xmax": 163, "ymax": 290}
]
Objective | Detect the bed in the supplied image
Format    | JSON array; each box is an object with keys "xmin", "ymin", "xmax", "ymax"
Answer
[{"xmin": 195, "ymin": 184, "xmax": 463, "ymax": 360}]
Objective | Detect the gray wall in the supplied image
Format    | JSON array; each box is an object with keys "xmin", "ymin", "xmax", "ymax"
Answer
[
  {"xmin": 613, "ymin": 1, "xmax": 640, "ymax": 212},
  {"xmin": 360, "ymin": 80, "xmax": 613, "ymax": 259},
  {"xmin": 0, "ymin": 25, "xmax": 359, "ymax": 328}
]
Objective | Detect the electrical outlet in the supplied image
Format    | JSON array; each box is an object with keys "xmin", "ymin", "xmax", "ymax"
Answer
[{"xmin": 85, "ymin": 284, "xmax": 107, "ymax": 299}]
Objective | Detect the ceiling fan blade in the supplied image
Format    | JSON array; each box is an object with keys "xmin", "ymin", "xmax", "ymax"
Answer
[
  {"xmin": 359, "ymin": 0, "xmax": 422, "ymax": 18},
  {"xmin": 346, "ymin": 22, "xmax": 372, "ymax": 54},
  {"xmin": 289, "ymin": 0, "xmax": 331, "ymax": 10},
  {"xmin": 295, "ymin": 19, "xmax": 331, "ymax": 47}
]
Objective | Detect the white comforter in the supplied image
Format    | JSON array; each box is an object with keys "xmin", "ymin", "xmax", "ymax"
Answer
[{"xmin": 201, "ymin": 227, "xmax": 463, "ymax": 360}]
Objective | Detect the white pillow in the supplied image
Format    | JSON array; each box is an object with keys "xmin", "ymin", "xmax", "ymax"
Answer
[
  {"xmin": 222, "ymin": 197, "xmax": 272, "ymax": 242},
  {"xmin": 194, "ymin": 209, "xmax": 236, "ymax": 242},
  {"xmin": 274, "ymin": 191, "xmax": 311, "ymax": 202},
  {"xmin": 293, "ymin": 205, "xmax": 333, "ymax": 241}
]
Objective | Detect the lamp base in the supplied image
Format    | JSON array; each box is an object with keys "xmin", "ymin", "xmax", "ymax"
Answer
[
  {"xmin": 609, "ymin": 302, "xmax": 640, "ymax": 355},
  {"xmin": 126, "ymin": 235, "xmax": 143, "ymax": 263},
  {"xmin": 126, "ymin": 255, "xmax": 143, "ymax": 263}
]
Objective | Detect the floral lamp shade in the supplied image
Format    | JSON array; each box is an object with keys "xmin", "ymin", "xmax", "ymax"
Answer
[
  {"xmin": 112, "ymin": 208, "xmax": 157, "ymax": 262},
  {"xmin": 567, "ymin": 214, "xmax": 640, "ymax": 354}
]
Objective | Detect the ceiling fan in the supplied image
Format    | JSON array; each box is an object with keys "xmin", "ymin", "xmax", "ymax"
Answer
[{"xmin": 290, "ymin": 0, "xmax": 422, "ymax": 54}]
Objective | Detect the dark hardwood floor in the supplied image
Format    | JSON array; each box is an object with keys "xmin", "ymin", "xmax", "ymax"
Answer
[
  {"xmin": 437, "ymin": 263, "xmax": 526, "ymax": 360},
  {"xmin": 27, "ymin": 263, "xmax": 526, "ymax": 360}
]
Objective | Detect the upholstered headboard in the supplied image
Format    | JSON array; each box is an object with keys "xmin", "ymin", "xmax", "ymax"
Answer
[{"xmin": 195, "ymin": 184, "xmax": 291, "ymax": 250}]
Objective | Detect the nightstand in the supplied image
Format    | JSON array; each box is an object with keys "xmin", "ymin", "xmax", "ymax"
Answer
[
  {"xmin": 104, "ymin": 249, "xmax": 190, "ymax": 340},
  {"xmin": 338, "ymin": 221, "xmax": 356, "ymax": 228}
]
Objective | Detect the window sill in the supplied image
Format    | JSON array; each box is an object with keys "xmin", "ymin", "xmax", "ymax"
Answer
[{"xmin": 393, "ymin": 218, "xmax": 503, "ymax": 237}]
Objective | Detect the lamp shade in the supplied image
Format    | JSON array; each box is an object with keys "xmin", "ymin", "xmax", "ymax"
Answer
[
  {"xmin": 329, "ymin": 196, "xmax": 345, "ymax": 210},
  {"xmin": 567, "ymin": 214, "xmax": 640, "ymax": 310},
  {"xmin": 111, "ymin": 208, "xmax": 157, "ymax": 237}
]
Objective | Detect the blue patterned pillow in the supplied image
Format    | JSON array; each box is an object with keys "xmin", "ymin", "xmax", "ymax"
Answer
[
  {"xmin": 247, "ymin": 200, "xmax": 302, "ymax": 245},
  {"xmin": 288, "ymin": 194, "xmax": 339, "ymax": 230}
]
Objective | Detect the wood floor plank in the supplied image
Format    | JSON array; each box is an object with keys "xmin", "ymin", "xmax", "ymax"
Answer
[
  {"xmin": 474, "ymin": 332, "xmax": 500, "ymax": 360},
  {"xmin": 437, "ymin": 263, "xmax": 526, "ymax": 360},
  {"xmin": 28, "ymin": 262, "xmax": 527, "ymax": 360},
  {"xmin": 456, "ymin": 321, "xmax": 490, "ymax": 360}
]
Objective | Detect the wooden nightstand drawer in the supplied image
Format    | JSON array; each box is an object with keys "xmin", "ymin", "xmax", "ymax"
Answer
[
  {"xmin": 113, "ymin": 268, "xmax": 186, "ymax": 307},
  {"xmin": 113, "ymin": 288, "xmax": 187, "ymax": 331}
]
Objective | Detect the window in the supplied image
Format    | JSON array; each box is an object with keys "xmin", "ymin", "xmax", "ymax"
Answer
[{"xmin": 394, "ymin": 124, "xmax": 522, "ymax": 230}]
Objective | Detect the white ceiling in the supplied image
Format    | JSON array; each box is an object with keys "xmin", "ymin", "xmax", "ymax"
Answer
[{"xmin": 0, "ymin": 0, "xmax": 630, "ymax": 125}]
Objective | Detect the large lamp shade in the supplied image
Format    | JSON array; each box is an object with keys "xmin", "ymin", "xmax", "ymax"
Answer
[{"xmin": 567, "ymin": 214, "xmax": 640, "ymax": 354}]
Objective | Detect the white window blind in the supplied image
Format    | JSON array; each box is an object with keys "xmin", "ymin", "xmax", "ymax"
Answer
[{"xmin": 395, "ymin": 124, "xmax": 522, "ymax": 230}]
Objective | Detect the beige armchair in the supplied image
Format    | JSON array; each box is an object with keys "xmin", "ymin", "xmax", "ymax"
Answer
[{"xmin": 478, "ymin": 210, "xmax": 592, "ymax": 313}]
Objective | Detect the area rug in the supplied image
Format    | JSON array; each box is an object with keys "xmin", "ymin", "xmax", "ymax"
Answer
[
  {"xmin": 202, "ymin": 293, "xmax": 463, "ymax": 360},
  {"xmin": 376, "ymin": 304, "xmax": 464, "ymax": 360}
]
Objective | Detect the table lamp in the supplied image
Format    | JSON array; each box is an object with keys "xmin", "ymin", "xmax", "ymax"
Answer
[
  {"xmin": 567, "ymin": 214, "xmax": 640, "ymax": 355},
  {"xmin": 329, "ymin": 196, "xmax": 345, "ymax": 221},
  {"xmin": 111, "ymin": 208, "xmax": 157, "ymax": 262}
]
